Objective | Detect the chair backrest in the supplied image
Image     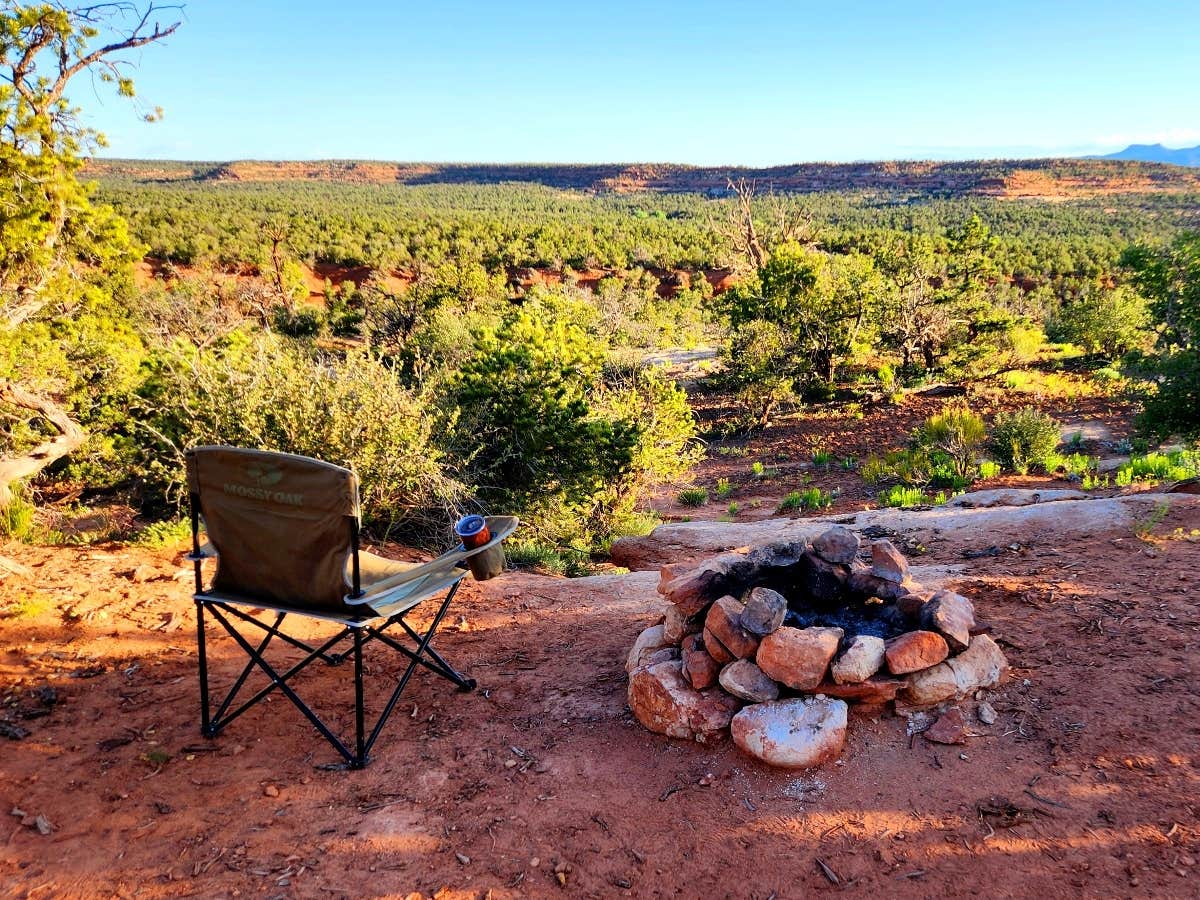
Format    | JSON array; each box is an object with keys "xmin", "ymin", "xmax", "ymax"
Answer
[{"xmin": 186, "ymin": 446, "xmax": 360, "ymax": 612}]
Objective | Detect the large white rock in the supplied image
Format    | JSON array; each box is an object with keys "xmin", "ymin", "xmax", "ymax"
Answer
[
  {"xmin": 731, "ymin": 697, "xmax": 849, "ymax": 768},
  {"xmin": 628, "ymin": 660, "xmax": 742, "ymax": 743},
  {"xmin": 831, "ymin": 634, "xmax": 886, "ymax": 684}
]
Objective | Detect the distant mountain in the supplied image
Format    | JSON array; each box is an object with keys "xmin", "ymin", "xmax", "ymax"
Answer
[{"xmin": 1091, "ymin": 143, "xmax": 1200, "ymax": 167}]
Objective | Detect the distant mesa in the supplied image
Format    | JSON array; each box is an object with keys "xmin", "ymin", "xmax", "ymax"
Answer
[
  {"xmin": 83, "ymin": 156, "xmax": 1200, "ymax": 198},
  {"xmin": 1088, "ymin": 143, "xmax": 1200, "ymax": 167}
]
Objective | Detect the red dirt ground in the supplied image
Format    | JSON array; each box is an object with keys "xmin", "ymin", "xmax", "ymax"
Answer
[{"xmin": 2, "ymin": 503, "xmax": 1198, "ymax": 898}]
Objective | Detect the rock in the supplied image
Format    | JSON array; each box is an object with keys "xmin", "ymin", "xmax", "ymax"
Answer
[
  {"xmin": 848, "ymin": 568, "xmax": 917, "ymax": 601},
  {"xmin": 746, "ymin": 540, "xmax": 809, "ymax": 571},
  {"xmin": 662, "ymin": 604, "xmax": 702, "ymax": 644},
  {"xmin": 897, "ymin": 590, "xmax": 936, "ymax": 621},
  {"xmin": 977, "ymin": 701, "xmax": 997, "ymax": 725},
  {"xmin": 680, "ymin": 633, "xmax": 720, "ymax": 690},
  {"xmin": 800, "ymin": 553, "xmax": 849, "ymax": 603},
  {"xmin": 646, "ymin": 647, "xmax": 680, "ymax": 667},
  {"xmin": 263, "ymin": 784, "xmax": 280, "ymax": 798},
  {"xmin": 657, "ymin": 552, "xmax": 753, "ymax": 615},
  {"xmin": 756, "ymin": 626, "xmax": 843, "ymax": 690},
  {"xmin": 812, "ymin": 526, "xmax": 860, "ymax": 564},
  {"xmin": 625, "ymin": 624, "xmax": 673, "ymax": 674},
  {"xmin": 870, "ymin": 539, "xmax": 909, "ymax": 584},
  {"xmin": 740, "ymin": 586, "xmax": 787, "ymax": 636},
  {"xmin": 922, "ymin": 590, "xmax": 976, "ymax": 651},
  {"xmin": 628, "ymin": 661, "xmax": 743, "ymax": 743},
  {"xmin": 831, "ymin": 634, "xmax": 886, "ymax": 684},
  {"xmin": 704, "ymin": 596, "xmax": 760, "ymax": 660},
  {"xmin": 719, "ymin": 660, "xmax": 780, "ymax": 702},
  {"xmin": 731, "ymin": 697, "xmax": 849, "ymax": 768},
  {"xmin": 923, "ymin": 707, "xmax": 966, "ymax": 744},
  {"xmin": 702, "ymin": 627, "xmax": 734, "ymax": 665},
  {"xmin": 885, "ymin": 630, "xmax": 949, "ymax": 675},
  {"xmin": 811, "ymin": 675, "xmax": 904, "ymax": 704},
  {"xmin": 905, "ymin": 634, "xmax": 1008, "ymax": 705}
]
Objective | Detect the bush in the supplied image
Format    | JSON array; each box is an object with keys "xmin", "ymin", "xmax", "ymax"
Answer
[
  {"xmin": 878, "ymin": 485, "xmax": 948, "ymax": 507},
  {"xmin": 914, "ymin": 402, "xmax": 986, "ymax": 481},
  {"xmin": 136, "ymin": 333, "xmax": 464, "ymax": 542},
  {"xmin": 988, "ymin": 407, "xmax": 1062, "ymax": 474},
  {"xmin": 677, "ymin": 487, "xmax": 709, "ymax": 507}
]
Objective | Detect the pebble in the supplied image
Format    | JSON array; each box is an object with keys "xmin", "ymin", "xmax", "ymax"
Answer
[
  {"xmin": 977, "ymin": 701, "xmax": 997, "ymax": 725},
  {"xmin": 262, "ymin": 785, "xmax": 279, "ymax": 798}
]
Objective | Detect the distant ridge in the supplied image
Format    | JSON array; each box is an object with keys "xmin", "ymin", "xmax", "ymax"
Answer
[
  {"xmin": 1090, "ymin": 143, "xmax": 1200, "ymax": 167},
  {"xmin": 84, "ymin": 157, "xmax": 1200, "ymax": 199}
]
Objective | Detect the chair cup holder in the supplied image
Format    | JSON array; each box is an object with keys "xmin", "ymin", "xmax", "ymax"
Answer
[{"xmin": 467, "ymin": 544, "xmax": 506, "ymax": 581}]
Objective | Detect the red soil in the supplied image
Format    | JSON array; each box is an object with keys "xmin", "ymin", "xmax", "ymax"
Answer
[{"xmin": 2, "ymin": 505, "xmax": 1198, "ymax": 897}]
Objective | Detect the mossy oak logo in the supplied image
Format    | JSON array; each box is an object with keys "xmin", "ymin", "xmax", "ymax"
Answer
[{"xmin": 222, "ymin": 461, "xmax": 304, "ymax": 506}]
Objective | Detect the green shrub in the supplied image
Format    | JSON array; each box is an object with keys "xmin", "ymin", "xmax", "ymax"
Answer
[
  {"xmin": 915, "ymin": 402, "xmax": 986, "ymax": 481},
  {"xmin": 977, "ymin": 460, "xmax": 1002, "ymax": 479},
  {"xmin": 677, "ymin": 487, "xmax": 709, "ymax": 507},
  {"xmin": 137, "ymin": 334, "xmax": 464, "ymax": 542},
  {"xmin": 727, "ymin": 501, "xmax": 740, "ymax": 516},
  {"xmin": 988, "ymin": 407, "xmax": 1061, "ymax": 474},
  {"xmin": 812, "ymin": 448, "xmax": 834, "ymax": 469},
  {"xmin": 878, "ymin": 485, "xmax": 948, "ymax": 507},
  {"xmin": 0, "ymin": 487, "xmax": 37, "ymax": 542},
  {"xmin": 1115, "ymin": 451, "xmax": 1200, "ymax": 484},
  {"xmin": 778, "ymin": 487, "xmax": 833, "ymax": 512},
  {"xmin": 131, "ymin": 518, "xmax": 191, "ymax": 548},
  {"xmin": 714, "ymin": 477, "xmax": 734, "ymax": 500}
]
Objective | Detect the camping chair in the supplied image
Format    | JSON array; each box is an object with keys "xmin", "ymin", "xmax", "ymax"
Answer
[{"xmin": 184, "ymin": 445, "xmax": 517, "ymax": 769}]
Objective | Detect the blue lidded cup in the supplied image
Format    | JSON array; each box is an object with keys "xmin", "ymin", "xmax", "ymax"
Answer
[{"xmin": 455, "ymin": 515, "xmax": 491, "ymax": 550}]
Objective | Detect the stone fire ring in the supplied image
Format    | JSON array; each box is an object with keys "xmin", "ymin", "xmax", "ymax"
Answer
[{"xmin": 626, "ymin": 526, "xmax": 1009, "ymax": 768}]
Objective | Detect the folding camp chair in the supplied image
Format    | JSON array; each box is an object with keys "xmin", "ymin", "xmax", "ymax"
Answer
[{"xmin": 184, "ymin": 445, "xmax": 517, "ymax": 769}]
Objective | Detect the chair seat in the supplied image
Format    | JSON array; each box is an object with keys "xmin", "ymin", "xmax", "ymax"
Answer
[{"xmin": 358, "ymin": 550, "xmax": 420, "ymax": 588}]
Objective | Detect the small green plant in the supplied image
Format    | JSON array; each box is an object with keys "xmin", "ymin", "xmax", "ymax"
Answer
[
  {"xmin": 978, "ymin": 460, "xmax": 1002, "ymax": 479},
  {"xmin": 1, "ymin": 592, "xmax": 54, "ymax": 619},
  {"xmin": 1082, "ymin": 471, "xmax": 1110, "ymax": 490},
  {"xmin": 988, "ymin": 407, "xmax": 1062, "ymax": 474},
  {"xmin": 714, "ymin": 478, "xmax": 734, "ymax": 500},
  {"xmin": 726, "ymin": 501, "xmax": 740, "ymax": 516},
  {"xmin": 777, "ymin": 491, "xmax": 805, "ymax": 512},
  {"xmin": 750, "ymin": 461, "xmax": 765, "ymax": 478},
  {"xmin": 0, "ymin": 489, "xmax": 38, "ymax": 542},
  {"xmin": 677, "ymin": 487, "xmax": 710, "ymax": 507},
  {"xmin": 840, "ymin": 456, "xmax": 858, "ymax": 471},
  {"xmin": 877, "ymin": 485, "xmax": 949, "ymax": 507},
  {"xmin": 811, "ymin": 448, "xmax": 834, "ymax": 469},
  {"xmin": 1067, "ymin": 430, "xmax": 1085, "ymax": 451},
  {"xmin": 1134, "ymin": 500, "xmax": 1171, "ymax": 540},
  {"xmin": 131, "ymin": 518, "xmax": 192, "ymax": 548},
  {"xmin": 1115, "ymin": 451, "xmax": 1200, "ymax": 484},
  {"xmin": 779, "ymin": 487, "xmax": 834, "ymax": 512}
]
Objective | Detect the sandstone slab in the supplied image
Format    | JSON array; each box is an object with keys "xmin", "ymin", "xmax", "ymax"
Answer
[
  {"xmin": 756, "ymin": 626, "xmax": 843, "ymax": 690},
  {"xmin": 885, "ymin": 630, "xmax": 949, "ymax": 675},
  {"xmin": 812, "ymin": 675, "xmax": 904, "ymax": 704},
  {"xmin": 719, "ymin": 660, "xmax": 780, "ymax": 702},
  {"xmin": 628, "ymin": 660, "xmax": 742, "ymax": 743},
  {"xmin": 831, "ymin": 634, "xmax": 886, "ymax": 684},
  {"xmin": 731, "ymin": 697, "xmax": 849, "ymax": 768}
]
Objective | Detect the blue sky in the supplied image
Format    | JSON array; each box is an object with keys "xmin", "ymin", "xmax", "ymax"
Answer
[{"xmin": 84, "ymin": 0, "xmax": 1200, "ymax": 164}]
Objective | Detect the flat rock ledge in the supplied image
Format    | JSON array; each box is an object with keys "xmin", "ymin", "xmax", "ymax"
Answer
[{"xmin": 611, "ymin": 490, "xmax": 1200, "ymax": 571}]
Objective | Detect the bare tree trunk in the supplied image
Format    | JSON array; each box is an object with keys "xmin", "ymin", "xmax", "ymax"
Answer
[{"xmin": 0, "ymin": 381, "xmax": 86, "ymax": 508}]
